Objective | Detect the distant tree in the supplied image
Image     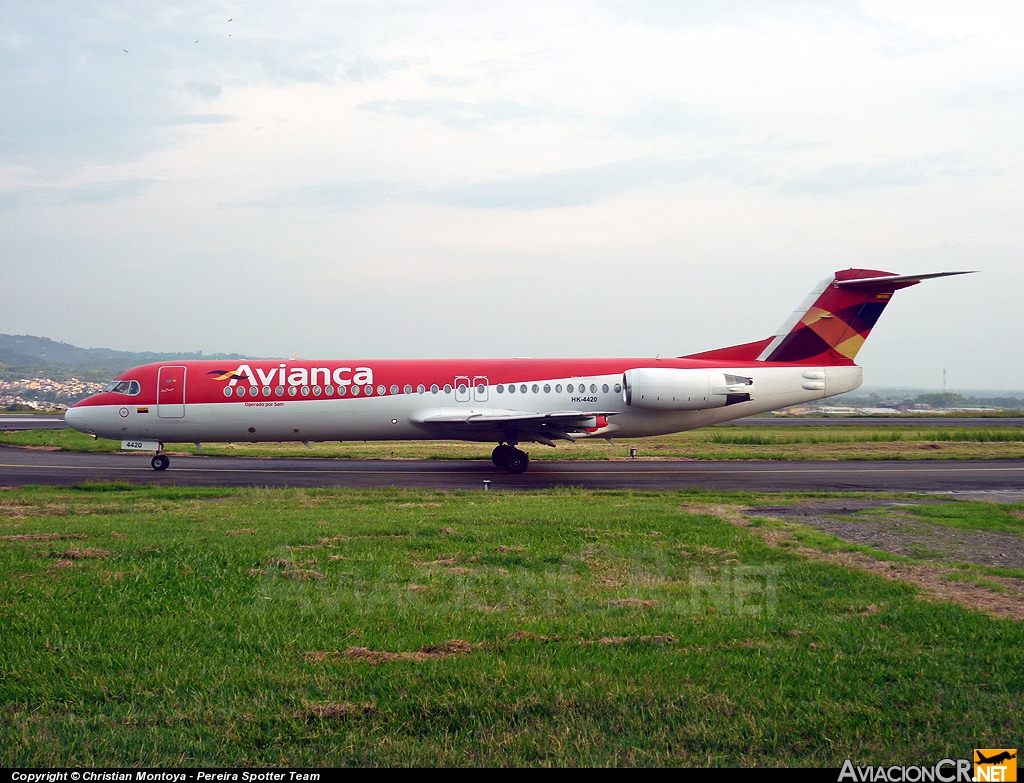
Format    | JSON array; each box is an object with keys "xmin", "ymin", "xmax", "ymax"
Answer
[{"xmin": 912, "ymin": 393, "xmax": 967, "ymax": 408}]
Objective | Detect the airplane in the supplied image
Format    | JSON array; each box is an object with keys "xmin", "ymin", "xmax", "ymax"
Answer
[
  {"xmin": 976, "ymin": 751, "xmax": 1016, "ymax": 765},
  {"xmin": 65, "ymin": 268, "xmax": 971, "ymax": 473}
]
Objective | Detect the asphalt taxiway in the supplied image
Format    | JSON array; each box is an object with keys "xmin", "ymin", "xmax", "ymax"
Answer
[{"xmin": 2, "ymin": 445, "xmax": 1023, "ymax": 492}]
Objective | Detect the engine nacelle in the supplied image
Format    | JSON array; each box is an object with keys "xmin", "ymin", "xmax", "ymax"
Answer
[{"xmin": 623, "ymin": 368, "xmax": 754, "ymax": 411}]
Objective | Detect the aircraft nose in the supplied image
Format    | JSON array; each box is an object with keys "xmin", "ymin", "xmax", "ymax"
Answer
[{"xmin": 64, "ymin": 405, "xmax": 94, "ymax": 434}]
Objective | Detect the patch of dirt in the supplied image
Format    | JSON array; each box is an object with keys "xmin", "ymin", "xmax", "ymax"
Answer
[
  {"xmin": 50, "ymin": 548, "xmax": 109, "ymax": 559},
  {"xmin": 505, "ymin": 631, "xmax": 561, "ymax": 643},
  {"xmin": 281, "ymin": 569, "xmax": 324, "ymax": 581},
  {"xmin": 685, "ymin": 502, "xmax": 1024, "ymax": 622},
  {"xmin": 797, "ymin": 549, "xmax": 1024, "ymax": 621},
  {"xmin": 226, "ymin": 529, "xmax": 255, "ymax": 536},
  {"xmin": 607, "ymin": 598, "xmax": 658, "ymax": 608},
  {"xmin": 415, "ymin": 554, "xmax": 461, "ymax": 566},
  {"xmin": 2, "ymin": 534, "xmax": 88, "ymax": 542},
  {"xmin": 47, "ymin": 559, "xmax": 76, "ymax": 570},
  {"xmin": 586, "ymin": 634, "xmax": 676, "ymax": 646},
  {"xmin": 752, "ymin": 501, "xmax": 1024, "ymax": 571},
  {"xmin": 300, "ymin": 702, "xmax": 373, "ymax": 720},
  {"xmin": 306, "ymin": 638, "xmax": 481, "ymax": 665}
]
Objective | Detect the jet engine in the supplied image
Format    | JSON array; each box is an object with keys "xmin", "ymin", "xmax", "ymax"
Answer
[{"xmin": 622, "ymin": 368, "xmax": 753, "ymax": 411}]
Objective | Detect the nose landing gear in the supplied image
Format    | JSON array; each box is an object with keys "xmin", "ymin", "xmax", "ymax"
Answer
[
  {"xmin": 151, "ymin": 454, "xmax": 170, "ymax": 471},
  {"xmin": 491, "ymin": 444, "xmax": 529, "ymax": 474}
]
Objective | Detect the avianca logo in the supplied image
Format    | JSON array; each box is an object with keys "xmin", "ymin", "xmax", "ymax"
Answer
[{"xmin": 208, "ymin": 364, "xmax": 374, "ymax": 388}]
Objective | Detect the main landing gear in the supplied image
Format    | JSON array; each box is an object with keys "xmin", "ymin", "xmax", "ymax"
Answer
[
  {"xmin": 151, "ymin": 454, "xmax": 170, "ymax": 471},
  {"xmin": 492, "ymin": 444, "xmax": 529, "ymax": 474}
]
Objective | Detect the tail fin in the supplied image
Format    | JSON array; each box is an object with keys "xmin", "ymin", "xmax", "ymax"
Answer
[{"xmin": 684, "ymin": 269, "xmax": 974, "ymax": 364}]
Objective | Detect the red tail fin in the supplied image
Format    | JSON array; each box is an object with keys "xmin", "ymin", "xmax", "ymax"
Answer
[{"xmin": 684, "ymin": 269, "xmax": 974, "ymax": 365}]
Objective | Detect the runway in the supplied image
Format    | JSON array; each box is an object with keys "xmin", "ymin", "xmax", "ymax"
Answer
[
  {"xmin": 3, "ymin": 445, "xmax": 1023, "ymax": 493},
  {"xmin": 0, "ymin": 415, "xmax": 67, "ymax": 431}
]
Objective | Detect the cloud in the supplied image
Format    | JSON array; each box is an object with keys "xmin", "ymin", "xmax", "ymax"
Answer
[
  {"xmin": 163, "ymin": 114, "xmax": 236, "ymax": 126},
  {"xmin": 0, "ymin": 178, "xmax": 155, "ymax": 209},
  {"xmin": 185, "ymin": 81, "xmax": 222, "ymax": 99},
  {"xmin": 357, "ymin": 98, "xmax": 552, "ymax": 128},
  {"xmin": 345, "ymin": 56, "xmax": 408, "ymax": 82},
  {"xmin": 777, "ymin": 154, "xmax": 983, "ymax": 195}
]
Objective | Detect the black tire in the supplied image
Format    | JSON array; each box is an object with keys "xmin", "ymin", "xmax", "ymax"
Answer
[
  {"xmin": 503, "ymin": 448, "xmax": 529, "ymax": 474},
  {"xmin": 151, "ymin": 454, "xmax": 170, "ymax": 471},
  {"xmin": 491, "ymin": 444, "xmax": 512, "ymax": 469}
]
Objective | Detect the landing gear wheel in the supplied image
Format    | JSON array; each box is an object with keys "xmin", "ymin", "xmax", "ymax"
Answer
[
  {"xmin": 503, "ymin": 448, "xmax": 529, "ymax": 475},
  {"xmin": 151, "ymin": 454, "xmax": 170, "ymax": 471},
  {"xmin": 491, "ymin": 444, "xmax": 512, "ymax": 469}
]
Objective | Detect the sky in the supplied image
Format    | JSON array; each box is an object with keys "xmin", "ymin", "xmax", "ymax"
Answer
[{"xmin": 1, "ymin": 1, "xmax": 1022, "ymax": 389}]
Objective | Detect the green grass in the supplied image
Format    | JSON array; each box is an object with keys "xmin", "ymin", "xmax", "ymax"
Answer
[
  {"xmin": 5, "ymin": 424, "xmax": 1024, "ymax": 461},
  {"xmin": 0, "ymin": 486, "xmax": 1020, "ymax": 766}
]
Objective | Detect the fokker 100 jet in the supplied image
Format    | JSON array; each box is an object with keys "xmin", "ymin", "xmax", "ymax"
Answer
[{"xmin": 65, "ymin": 268, "xmax": 969, "ymax": 473}]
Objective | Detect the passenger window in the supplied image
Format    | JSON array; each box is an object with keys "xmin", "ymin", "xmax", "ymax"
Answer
[
  {"xmin": 614, "ymin": 383, "xmax": 622, "ymax": 393},
  {"xmin": 338, "ymin": 385, "xmax": 347, "ymax": 396},
  {"xmin": 531, "ymin": 384, "xmax": 539, "ymax": 393},
  {"xmin": 590, "ymin": 384, "xmax": 597, "ymax": 393},
  {"xmin": 301, "ymin": 386, "xmax": 310, "ymax": 396},
  {"xmin": 313, "ymin": 386, "xmax": 322, "ymax": 396},
  {"xmin": 444, "ymin": 384, "xmax": 452, "ymax": 393},
  {"xmin": 351, "ymin": 385, "xmax": 360, "ymax": 395},
  {"xmin": 378, "ymin": 385, "xmax": 386, "ymax": 395},
  {"xmin": 555, "ymin": 384, "xmax": 562, "ymax": 393},
  {"xmin": 431, "ymin": 384, "xmax": 439, "ymax": 393},
  {"xmin": 520, "ymin": 384, "xmax": 527, "ymax": 393},
  {"xmin": 404, "ymin": 385, "xmax": 412, "ymax": 394},
  {"xmin": 249, "ymin": 387, "xmax": 259, "ymax": 396},
  {"xmin": 508, "ymin": 384, "xmax": 515, "ymax": 394},
  {"xmin": 276, "ymin": 386, "xmax": 285, "ymax": 396},
  {"xmin": 288, "ymin": 386, "xmax": 297, "ymax": 397},
  {"xmin": 223, "ymin": 387, "xmax": 233, "ymax": 398},
  {"xmin": 543, "ymin": 384, "xmax": 550, "ymax": 393},
  {"xmin": 325, "ymin": 385, "xmax": 334, "ymax": 395},
  {"xmin": 418, "ymin": 384, "xmax": 426, "ymax": 393},
  {"xmin": 391, "ymin": 385, "xmax": 400, "ymax": 395},
  {"xmin": 237, "ymin": 387, "xmax": 246, "ymax": 397},
  {"xmin": 365, "ymin": 385, "xmax": 373, "ymax": 395},
  {"xmin": 263, "ymin": 386, "xmax": 271, "ymax": 397},
  {"xmin": 457, "ymin": 384, "xmax": 467, "ymax": 393},
  {"xmin": 567, "ymin": 384, "xmax": 574, "ymax": 393},
  {"xmin": 477, "ymin": 385, "xmax": 485, "ymax": 394},
  {"xmin": 602, "ymin": 384, "xmax": 609, "ymax": 393},
  {"xmin": 497, "ymin": 385, "xmax": 504, "ymax": 393}
]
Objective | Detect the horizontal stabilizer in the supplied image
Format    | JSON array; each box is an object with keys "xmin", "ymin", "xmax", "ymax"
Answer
[{"xmin": 835, "ymin": 271, "xmax": 976, "ymax": 289}]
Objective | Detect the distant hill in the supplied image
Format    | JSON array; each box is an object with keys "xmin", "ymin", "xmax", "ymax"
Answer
[{"xmin": 0, "ymin": 334, "xmax": 260, "ymax": 380}]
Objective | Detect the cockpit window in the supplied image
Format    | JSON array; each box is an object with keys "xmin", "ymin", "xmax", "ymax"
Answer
[{"xmin": 103, "ymin": 380, "xmax": 141, "ymax": 395}]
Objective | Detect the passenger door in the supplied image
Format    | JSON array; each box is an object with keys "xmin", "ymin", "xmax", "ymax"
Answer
[{"xmin": 157, "ymin": 366, "xmax": 186, "ymax": 418}]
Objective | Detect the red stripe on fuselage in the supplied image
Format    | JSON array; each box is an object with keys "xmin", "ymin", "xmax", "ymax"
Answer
[{"xmin": 71, "ymin": 357, "xmax": 792, "ymax": 408}]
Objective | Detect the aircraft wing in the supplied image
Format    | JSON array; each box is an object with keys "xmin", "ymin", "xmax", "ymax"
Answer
[{"xmin": 411, "ymin": 408, "xmax": 618, "ymax": 445}]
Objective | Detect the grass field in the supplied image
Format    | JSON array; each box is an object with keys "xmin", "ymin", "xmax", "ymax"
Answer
[
  {"xmin": 4, "ymin": 424, "xmax": 1024, "ymax": 461},
  {"xmin": 1, "ymin": 485, "xmax": 1020, "ymax": 766}
]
